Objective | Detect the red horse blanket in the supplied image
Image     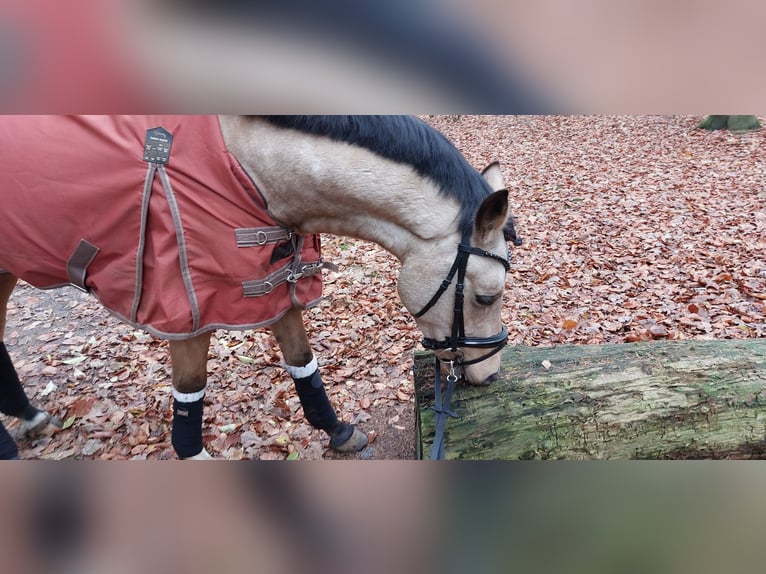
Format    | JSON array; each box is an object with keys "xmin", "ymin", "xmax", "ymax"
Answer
[{"xmin": 0, "ymin": 115, "xmax": 325, "ymax": 339}]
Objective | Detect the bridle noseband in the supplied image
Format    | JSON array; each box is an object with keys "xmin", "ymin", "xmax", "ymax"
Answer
[{"xmin": 413, "ymin": 234, "xmax": 511, "ymax": 460}]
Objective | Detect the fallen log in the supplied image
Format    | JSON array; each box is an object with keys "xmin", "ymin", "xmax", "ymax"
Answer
[{"xmin": 414, "ymin": 340, "xmax": 766, "ymax": 459}]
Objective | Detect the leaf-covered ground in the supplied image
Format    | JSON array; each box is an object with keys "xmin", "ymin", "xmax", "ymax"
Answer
[
  {"xmin": 3, "ymin": 115, "xmax": 765, "ymax": 459},
  {"xmin": 434, "ymin": 115, "xmax": 765, "ymax": 347},
  {"xmin": 3, "ymin": 236, "xmax": 418, "ymax": 460}
]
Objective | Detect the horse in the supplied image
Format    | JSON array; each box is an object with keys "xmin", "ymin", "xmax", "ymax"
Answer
[{"xmin": 0, "ymin": 115, "xmax": 520, "ymax": 459}]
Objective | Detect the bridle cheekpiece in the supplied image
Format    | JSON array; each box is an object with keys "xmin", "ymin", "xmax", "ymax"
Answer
[{"xmin": 414, "ymin": 236, "xmax": 510, "ymax": 365}]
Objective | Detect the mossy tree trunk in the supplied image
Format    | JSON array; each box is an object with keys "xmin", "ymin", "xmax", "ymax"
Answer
[
  {"xmin": 697, "ymin": 115, "xmax": 761, "ymax": 131},
  {"xmin": 414, "ymin": 340, "xmax": 766, "ymax": 459}
]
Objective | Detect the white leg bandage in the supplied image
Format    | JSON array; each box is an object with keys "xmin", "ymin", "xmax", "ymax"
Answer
[
  {"xmin": 283, "ymin": 356, "xmax": 318, "ymax": 379},
  {"xmin": 172, "ymin": 388, "xmax": 206, "ymax": 403}
]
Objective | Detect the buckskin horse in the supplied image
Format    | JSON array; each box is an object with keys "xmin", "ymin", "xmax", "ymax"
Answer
[{"xmin": 0, "ymin": 115, "xmax": 519, "ymax": 459}]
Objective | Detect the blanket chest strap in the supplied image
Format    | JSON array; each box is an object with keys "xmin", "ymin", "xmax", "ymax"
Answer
[
  {"xmin": 235, "ymin": 227, "xmax": 292, "ymax": 247},
  {"xmin": 242, "ymin": 260, "xmax": 327, "ymax": 298}
]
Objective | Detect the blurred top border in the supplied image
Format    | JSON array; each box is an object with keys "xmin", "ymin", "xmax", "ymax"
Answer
[{"xmin": 1, "ymin": 0, "xmax": 764, "ymax": 113}]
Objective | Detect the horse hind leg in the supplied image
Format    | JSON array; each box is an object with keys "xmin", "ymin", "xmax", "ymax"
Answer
[
  {"xmin": 0, "ymin": 273, "xmax": 15, "ymax": 334},
  {"xmin": 0, "ymin": 274, "xmax": 17, "ymax": 458},
  {"xmin": 0, "ymin": 274, "xmax": 58, "ymax": 459},
  {"xmin": 271, "ymin": 307, "xmax": 368, "ymax": 453}
]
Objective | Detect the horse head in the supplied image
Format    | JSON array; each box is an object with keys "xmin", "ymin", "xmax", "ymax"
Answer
[
  {"xmin": 398, "ymin": 162, "xmax": 519, "ymax": 386},
  {"xmin": 220, "ymin": 115, "xmax": 521, "ymax": 388}
]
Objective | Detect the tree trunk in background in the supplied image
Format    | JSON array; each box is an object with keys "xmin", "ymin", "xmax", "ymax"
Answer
[
  {"xmin": 697, "ymin": 115, "xmax": 761, "ymax": 131},
  {"xmin": 414, "ymin": 340, "xmax": 766, "ymax": 459}
]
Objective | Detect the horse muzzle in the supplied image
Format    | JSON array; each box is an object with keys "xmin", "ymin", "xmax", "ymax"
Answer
[{"xmin": 421, "ymin": 325, "xmax": 508, "ymax": 384}]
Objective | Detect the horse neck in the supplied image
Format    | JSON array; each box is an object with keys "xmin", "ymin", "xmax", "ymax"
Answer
[{"xmin": 218, "ymin": 115, "xmax": 462, "ymax": 261}]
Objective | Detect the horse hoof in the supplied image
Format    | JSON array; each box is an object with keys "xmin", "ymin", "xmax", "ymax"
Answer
[
  {"xmin": 17, "ymin": 411, "xmax": 62, "ymax": 438},
  {"xmin": 183, "ymin": 448, "xmax": 215, "ymax": 460},
  {"xmin": 329, "ymin": 423, "xmax": 368, "ymax": 453}
]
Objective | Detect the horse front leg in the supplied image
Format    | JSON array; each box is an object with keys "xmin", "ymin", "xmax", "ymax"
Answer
[
  {"xmin": 271, "ymin": 307, "xmax": 368, "ymax": 453},
  {"xmin": 169, "ymin": 332, "xmax": 213, "ymax": 459}
]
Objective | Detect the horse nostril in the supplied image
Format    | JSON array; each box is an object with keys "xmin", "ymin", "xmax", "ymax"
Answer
[{"xmin": 482, "ymin": 373, "xmax": 499, "ymax": 386}]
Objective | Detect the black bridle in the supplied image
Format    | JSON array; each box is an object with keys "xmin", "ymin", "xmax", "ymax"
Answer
[{"xmin": 414, "ymin": 235, "xmax": 511, "ymax": 459}]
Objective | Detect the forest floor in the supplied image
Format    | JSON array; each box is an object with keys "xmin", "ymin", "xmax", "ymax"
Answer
[{"xmin": 3, "ymin": 115, "xmax": 764, "ymax": 459}]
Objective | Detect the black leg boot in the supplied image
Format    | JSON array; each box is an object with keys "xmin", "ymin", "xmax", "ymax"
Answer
[
  {"xmin": 0, "ymin": 342, "xmax": 32, "ymax": 417},
  {"xmin": 0, "ymin": 420, "xmax": 19, "ymax": 460},
  {"xmin": 291, "ymin": 366, "xmax": 368, "ymax": 452},
  {"xmin": 0, "ymin": 342, "xmax": 53, "ymax": 436},
  {"xmin": 171, "ymin": 392, "xmax": 207, "ymax": 459}
]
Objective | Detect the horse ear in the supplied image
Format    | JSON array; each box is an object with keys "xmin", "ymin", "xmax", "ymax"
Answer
[
  {"xmin": 474, "ymin": 189, "xmax": 509, "ymax": 247},
  {"xmin": 481, "ymin": 162, "xmax": 505, "ymax": 192}
]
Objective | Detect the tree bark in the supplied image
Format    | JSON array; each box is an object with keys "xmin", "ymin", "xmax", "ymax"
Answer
[
  {"xmin": 414, "ymin": 340, "xmax": 766, "ymax": 459},
  {"xmin": 697, "ymin": 115, "xmax": 761, "ymax": 131}
]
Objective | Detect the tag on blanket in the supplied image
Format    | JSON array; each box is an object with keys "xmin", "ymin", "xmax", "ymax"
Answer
[{"xmin": 142, "ymin": 127, "xmax": 173, "ymax": 164}]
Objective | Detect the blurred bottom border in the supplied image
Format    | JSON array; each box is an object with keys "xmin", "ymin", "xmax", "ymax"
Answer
[{"xmin": 0, "ymin": 461, "xmax": 762, "ymax": 574}]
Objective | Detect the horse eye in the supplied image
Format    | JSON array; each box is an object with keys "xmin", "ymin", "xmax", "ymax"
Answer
[{"xmin": 475, "ymin": 294, "xmax": 500, "ymax": 306}]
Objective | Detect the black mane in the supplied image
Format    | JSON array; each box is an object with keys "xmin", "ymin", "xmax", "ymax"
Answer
[{"xmin": 256, "ymin": 115, "xmax": 493, "ymax": 235}]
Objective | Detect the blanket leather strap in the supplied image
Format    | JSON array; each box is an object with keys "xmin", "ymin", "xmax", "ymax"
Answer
[
  {"xmin": 235, "ymin": 227, "xmax": 292, "ymax": 247},
  {"xmin": 67, "ymin": 239, "xmax": 100, "ymax": 292}
]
